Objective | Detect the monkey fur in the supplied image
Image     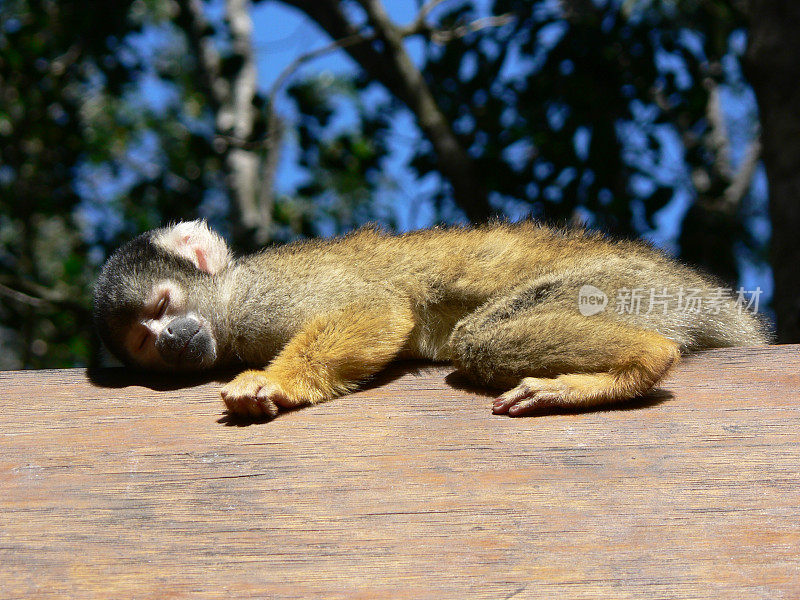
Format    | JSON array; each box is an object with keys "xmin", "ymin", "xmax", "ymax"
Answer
[{"xmin": 93, "ymin": 220, "xmax": 769, "ymax": 419}]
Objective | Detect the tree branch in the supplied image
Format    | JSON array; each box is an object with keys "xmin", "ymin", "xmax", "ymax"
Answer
[
  {"xmin": 705, "ymin": 80, "xmax": 733, "ymax": 180},
  {"xmin": 400, "ymin": 0, "xmax": 446, "ymax": 37},
  {"xmin": 357, "ymin": 0, "xmax": 493, "ymax": 221},
  {"xmin": 417, "ymin": 0, "xmax": 447, "ymax": 23},
  {"xmin": 0, "ymin": 276, "xmax": 89, "ymax": 315},
  {"xmin": 267, "ymin": 29, "xmax": 375, "ymax": 101},
  {"xmin": 723, "ymin": 136, "xmax": 761, "ymax": 211},
  {"xmin": 282, "ymin": 0, "xmax": 496, "ymax": 222},
  {"xmin": 267, "ymin": 10, "xmax": 513, "ymax": 108},
  {"xmin": 413, "ymin": 14, "xmax": 515, "ymax": 42}
]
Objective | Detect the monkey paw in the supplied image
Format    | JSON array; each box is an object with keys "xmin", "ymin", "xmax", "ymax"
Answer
[
  {"xmin": 492, "ymin": 377, "xmax": 570, "ymax": 417},
  {"xmin": 220, "ymin": 370, "xmax": 295, "ymax": 419}
]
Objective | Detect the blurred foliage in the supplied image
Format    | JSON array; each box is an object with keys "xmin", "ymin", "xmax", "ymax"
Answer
[
  {"xmin": 287, "ymin": 76, "xmax": 396, "ymax": 235},
  {"xmin": 0, "ymin": 0, "xmax": 764, "ymax": 368},
  {"xmin": 0, "ymin": 0, "xmax": 139, "ymax": 368},
  {"xmin": 409, "ymin": 0, "xmax": 754, "ymax": 282}
]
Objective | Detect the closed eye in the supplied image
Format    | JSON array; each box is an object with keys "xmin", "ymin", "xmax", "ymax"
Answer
[
  {"xmin": 155, "ymin": 293, "xmax": 170, "ymax": 318},
  {"xmin": 137, "ymin": 332, "xmax": 150, "ymax": 353}
]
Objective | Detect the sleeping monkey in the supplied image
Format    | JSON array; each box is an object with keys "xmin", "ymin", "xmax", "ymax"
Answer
[{"xmin": 93, "ymin": 220, "xmax": 768, "ymax": 418}]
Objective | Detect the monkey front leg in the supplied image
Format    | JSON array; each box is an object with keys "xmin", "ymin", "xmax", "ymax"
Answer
[{"xmin": 221, "ymin": 303, "xmax": 415, "ymax": 419}]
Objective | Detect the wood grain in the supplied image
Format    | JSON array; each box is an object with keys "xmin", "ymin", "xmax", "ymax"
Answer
[{"xmin": 1, "ymin": 346, "xmax": 799, "ymax": 599}]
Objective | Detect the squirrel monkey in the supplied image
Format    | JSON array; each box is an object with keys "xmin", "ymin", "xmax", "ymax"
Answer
[{"xmin": 93, "ymin": 220, "xmax": 768, "ymax": 419}]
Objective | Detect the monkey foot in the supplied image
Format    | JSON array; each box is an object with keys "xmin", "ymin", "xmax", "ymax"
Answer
[
  {"xmin": 492, "ymin": 377, "xmax": 571, "ymax": 417},
  {"xmin": 220, "ymin": 370, "xmax": 294, "ymax": 420}
]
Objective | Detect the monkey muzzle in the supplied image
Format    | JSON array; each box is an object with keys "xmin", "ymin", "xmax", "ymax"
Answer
[{"xmin": 156, "ymin": 315, "xmax": 216, "ymax": 368}]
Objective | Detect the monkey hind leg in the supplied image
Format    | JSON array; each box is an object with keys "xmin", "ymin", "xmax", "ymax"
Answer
[
  {"xmin": 449, "ymin": 310, "xmax": 680, "ymax": 416},
  {"xmin": 491, "ymin": 340, "xmax": 678, "ymax": 416}
]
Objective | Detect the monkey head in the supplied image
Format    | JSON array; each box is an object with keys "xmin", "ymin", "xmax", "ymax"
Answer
[{"xmin": 93, "ymin": 220, "xmax": 233, "ymax": 371}]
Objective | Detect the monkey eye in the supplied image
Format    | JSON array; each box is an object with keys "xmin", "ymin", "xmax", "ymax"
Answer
[
  {"xmin": 155, "ymin": 293, "xmax": 170, "ymax": 318},
  {"xmin": 136, "ymin": 332, "xmax": 150, "ymax": 353}
]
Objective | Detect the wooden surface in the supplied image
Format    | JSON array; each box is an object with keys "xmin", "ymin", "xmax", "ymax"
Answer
[{"xmin": 1, "ymin": 346, "xmax": 799, "ymax": 599}]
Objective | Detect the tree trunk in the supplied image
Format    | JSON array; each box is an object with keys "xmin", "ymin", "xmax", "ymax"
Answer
[
  {"xmin": 223, "ymin": 0, "xmax": 272, "ymax": 246},
  {"xmin": 176, "ymin": 0, "xmax": 272, "ymax": 248},
  {"xmin": 745, "ymin": 1, "xmax": 800, "ymax": 342}
]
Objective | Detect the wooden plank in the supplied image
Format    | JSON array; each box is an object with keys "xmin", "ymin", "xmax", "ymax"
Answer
[{"xmin": 1, "ymin": 345, "xmax": 799, "ymax": 599}]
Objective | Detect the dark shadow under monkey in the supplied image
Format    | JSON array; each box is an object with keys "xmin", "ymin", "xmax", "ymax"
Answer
[{"xmin": 87, "ymin": 360, "xmax": 674, "ymax": 427}]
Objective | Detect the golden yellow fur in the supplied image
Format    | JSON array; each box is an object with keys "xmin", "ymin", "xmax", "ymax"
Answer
[
  {"xmin": 213, "ymin": 221, "xmax": 767, "ymax": 418},
  {"xmin": 221, "ymin": 301, "xmax": 415, "ymax": 417}
]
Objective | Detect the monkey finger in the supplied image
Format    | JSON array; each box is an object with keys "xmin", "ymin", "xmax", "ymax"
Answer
[
  {"xmin": 257, "ymin": 382, "xmax": 293, "ymax": 410},
  {"xmin": 494, "ymin": 376, "xmax": 570, "ymax": 416},
  {"xmin": 221, "ymin": 389, "xmax": 255, "ymax": 417},
  {"xmin": 254, "ymin": 391, "xmax": 280, "ymax": 419},
  {"xmin": 506, "ymin": 392, "xmax": 563, "ymax": 416},
  {"xmin": 505, "ymin": 396, "xmax": 542, "ymax": 416},
  {"xmin": 243, "ymin": 396, "xmax": 268, "ymax": 419},
  {"xmin": 221, "ymin": 392, "xmax": 245, "ymax": 416},
  {"xmin": 224, "ymin": 394, "xmax": 271, "ymax": 419},
  {"xmin": 492, "ymin": 384, "xmax": 532, "ymax": 414}
]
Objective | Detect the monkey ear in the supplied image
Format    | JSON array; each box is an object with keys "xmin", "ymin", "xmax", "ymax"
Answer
[{"xmin": 154, "ymin": 220, "xmax": 232, "ymax": 275}]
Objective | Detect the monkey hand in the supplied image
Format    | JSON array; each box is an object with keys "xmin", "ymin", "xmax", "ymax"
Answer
[
  {"xmin": 492, "ymin": 377, "xmax": 573, "ymax": 416},
  {"xmin": 220, "ymin": 370, "xmax": 300, "ymax": 419}
]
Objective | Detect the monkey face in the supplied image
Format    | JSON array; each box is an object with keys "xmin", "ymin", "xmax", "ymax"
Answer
[
  {"xmin": 93, "ymin": 220, "xmax": 233, "ymax": 371},
  {"xmin": 121, "ymin": 280, "xmax": 219, "ymax": 370}
]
